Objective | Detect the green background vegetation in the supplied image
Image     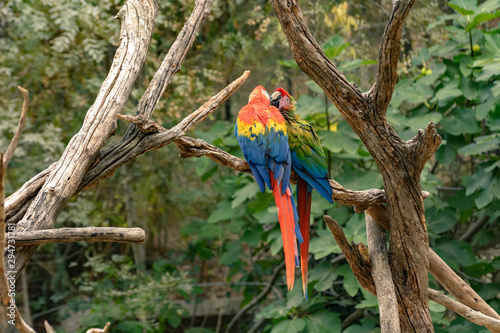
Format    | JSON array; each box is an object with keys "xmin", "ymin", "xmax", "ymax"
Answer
[{"xmin": 1, "ymin": 0, "xmax": 500, "ymax": 331}]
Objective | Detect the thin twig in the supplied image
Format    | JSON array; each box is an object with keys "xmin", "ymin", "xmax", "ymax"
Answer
[
  {"xmin": 459, "ymin": 215, "xmax": 490, "ymax": 242},
  {"xmin": 3, "ymin": 86, "xmax": 29, "ymax": 169},
  {"xmin": 225, "ymin": 261, "xmax": 286, "ymax": 333}
]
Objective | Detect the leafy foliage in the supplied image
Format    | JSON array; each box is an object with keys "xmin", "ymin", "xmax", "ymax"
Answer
[{"xmin": 2, "ymin": 0, "xmax": 500, "ymax": 332}]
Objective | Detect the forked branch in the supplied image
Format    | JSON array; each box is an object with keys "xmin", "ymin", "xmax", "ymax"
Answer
[{"xmin": 324, "ymin": 215, "xmax": 500, "ymax": 332}]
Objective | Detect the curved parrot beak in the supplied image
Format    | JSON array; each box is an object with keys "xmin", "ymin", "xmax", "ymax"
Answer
[{"xmin": 270, "ymin": 91, "xmax": 281, "ymax": 109}]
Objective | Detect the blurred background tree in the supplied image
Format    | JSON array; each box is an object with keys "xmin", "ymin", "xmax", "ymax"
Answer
[{"xmin": 1, "ymin": 0, "xmax": 499, "ymax": 332}]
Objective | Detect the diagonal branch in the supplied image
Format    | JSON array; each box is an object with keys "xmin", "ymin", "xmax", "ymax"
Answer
[
  {"xmin": 11, "ymin": 0, "xmax": 158, "ymax": 279},
  {"xmin": 428, "ymin": 289, "xmax": 500, "ymax": 333},
  {"xmin": 367, "ymin": 0, "xmax": 418, "ymax": 113},
  {"xmin": 271, "ymin": 0, "xmax": 366, "ymax": 120},
  {"xmin": 366, "ymin": 204, "xmax": 500, "ymax": 320},
  {"xmin": 325, "ymin": 215, "xmax": 500, "ymax": 332},
  {"xmin": 124, "ymin": 0, "xmax": 213, "ymax": 138}
]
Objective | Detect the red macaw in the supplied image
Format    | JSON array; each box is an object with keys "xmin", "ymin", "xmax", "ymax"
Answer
[
  {"xmin": 271, "ymin": 87, "xmax": 333, "ymax": 299},
  {"xmin": 235, "ymin": 85, "xmax": 303, "ymax": 291}
]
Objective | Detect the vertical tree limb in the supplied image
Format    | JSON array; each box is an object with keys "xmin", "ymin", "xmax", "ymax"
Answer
[
  {"xmin": 0, "ymin": 87, "xmax": 35, "ymax": 333},
  {"xmin": 366, "ymin": 213, "xmax": 400, "ymax": 333}
]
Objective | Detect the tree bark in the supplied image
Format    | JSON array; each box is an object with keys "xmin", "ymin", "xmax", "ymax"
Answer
[
  {"xmin": 12, "ymin": 0, "xmax": 158, "ymax": 278},
  {"xmin": 272, "ymin": 0, "xmax": 439, "ymax": 330}
]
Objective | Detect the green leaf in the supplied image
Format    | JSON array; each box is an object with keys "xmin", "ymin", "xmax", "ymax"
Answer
[
  {"xmin": 492, "ymin": 81, "xmax": 500, "ymax": 97},
  {"xmin": 426, "ymin": 207, "xmax": 457, "ymax": 234},
  {"xmin": 475, "ymin": 188, "xmax": 495, "ymax": 208},
  {"xmin": 278, "ymin": 59, "xmax": 299, "ymax": 68},
  {"xmin": 466, "ymin": 164, "xmax": 493, "ymax": 195},
  {"xmin": 433, "ymin": 240, "xmax": 477, "ymax": 269},
  {"xmin": 475, "ymin": 93, "xmax": 496, "ymax": 120},
  {"xmin": 466, "ymin": 11, "xmax": 500, "ymax": 31},
  {"xmin": 323, "ymin": 35, "xmax": 349, "ymax": 59},
  {"xmin": 478, "ymin": 283, "xmax": 500, "ymax": 300},
  {"xmin": 208, "ymin": 200, "xmax": 242, "ymax": 223},
  {"xmin": 458, "ymin": 134, "xmax": 499, "ymax": 156},
  {"xmin": 218, "ymin": 241, "xmax": 242, "ymax": 265},
  {"xmin": 356, "ymin": 293, "xmax": 379, "ymax": 309},
  {"xmin": 309, "ymin": 260, "xmax": 339, "ymax": 292},
  {"xmin": 309, "ymin": 228, "xmax": 341, "ymax": 259},
  {"xmin": 448, "ymin": 3, "xmax": 475, "ymax": 15},
  {"xmin": 406, "ymin": 112, "xmax": 443, "ymax": 132},
  {"xmin": 435, "ymin": 140, "xmax": 457, "ymax": 165},
  {"xmin": 231, "ymin": 182, "xmax": 260, "ymax": 208},
  {"xmin": 338, "ymin": 264, "xmax": 360, "ymax": 297},
  {"xmin": 257, "ymin": 299, "xmax": 288, "ymax": 319},
  {"xmin": 441, "ymin": 108, "xmax": 481, "ymax": 135},
  {"xmin": 253, "ymin": 208, "xmax": 279, "ymax": 224},
  {"xmin": 434, "ymin": 80, "xmax": 463, "ymax": 101},
  {"xmin": 476, "ymin": 60, "xmax": 500, "ymax": 81},
  {"xmin": 459, "ymin": 55, "xmax": 474, "ymax": 76},
  {"xmin": 449, "ymin": 0, "xmax": 478, "ymax": 14},
  {"xmin": 338, "ymin": 59, "xmax": 363, "ymax": 72},
  {"xmin": 304, "ymin": 310, "xmax": 341, "ymax": 333},
  {"xmin": 305, "ymin": 80, "xmax": 324, "ymax": 94},
  {"xmin": 271, "ymin": 318, "xmax": 306, "ymax": 333},
  {"xmin": 268, "ymin": 229, "xmax": 284, "ymax": 255},
  {"xmin": 241, "ymin": 228, "xmax": 262, "ymax": 247},
  {"xmin": 296, "ymin": 95, "xmax": 326, "ymax": 118}
]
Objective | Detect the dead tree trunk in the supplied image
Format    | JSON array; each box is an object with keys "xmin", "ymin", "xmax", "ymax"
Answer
[{"xmin": 272, "ymin": 0, "xmax": 439, "ymax": 331}]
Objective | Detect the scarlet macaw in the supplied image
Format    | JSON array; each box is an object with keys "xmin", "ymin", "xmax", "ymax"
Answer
[
  {"xmin": 270, "ymin": 87, "xmax": 333, "ymax": 299},
  {"xmin": 235, "ymin": 85, "xmax": 303, "ymax": 291}
]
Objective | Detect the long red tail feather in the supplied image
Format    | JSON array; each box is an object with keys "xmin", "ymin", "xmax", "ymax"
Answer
[
  {"xmin": 298, "ymin": 177, "xmax": 312, "ymax": 299},
  {"xmin": 271, "ymin": 172, "xmax": 297, "ymax": 291}
]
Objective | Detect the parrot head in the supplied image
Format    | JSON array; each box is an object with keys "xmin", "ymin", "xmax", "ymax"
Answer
[
  {"xmin": 270, "ymin": 87, "xmax": 296, "ymax": 113},
  {"xmin": 248, "ymin": 85, "xmax": 271, "ymax": 104}
]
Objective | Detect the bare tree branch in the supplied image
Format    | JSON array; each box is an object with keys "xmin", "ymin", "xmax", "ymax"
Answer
[
  {"xmin": 271, "ymin": 0, "xmax": 366, "ymax": 119},
  {"xmin": 429, "ymin": 248, "xmax": 500, "ymax": 320},
  {"xmin": 428, "ymin": 289, "xmax": 500, "ymax": 333},
  {"xmin": 3, "ymin": 86, "xmax": 29, "ymax": 169},
  {"xmin": 366, "ymin": 204, "xmax": 500, "ymax": 320},
  {"xmin": 12, "ymin": 0, "xmax": 158, "ymax": 278},
  {"xmin": 365, "ymin": 213, "xmax": 400, "ymax": 333},
  {"xmin": 85, "ymin": 322, "xmax": 111, "ymax": 333},
  {"xmin": 0, "ymin": 89, "xmax": 35, "ymax": 333},
  {"xmin": 367, "ymin": 0, "xmax": 418, "ymax": 113},
  {"xmin": 272, "ymin": 0, "xmax": 440, "ymax": 328},
  {"xmin": 13, "ymin": 227, "xmax": 145, "ymax": 246},
  {"xmin": 323, "ymin": 215, "xmax": 376, "ymax": 295},
  {"xmin": 129, "ymin": 0, "xmax": 213, "ymax": 121},
  {"xmin": 459, "ymin": 215, "xmax": 490, "ymax": 242},
  {"xmin": 325, "ymin": 214, "xmax": 500, "ymax": 332}
]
